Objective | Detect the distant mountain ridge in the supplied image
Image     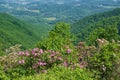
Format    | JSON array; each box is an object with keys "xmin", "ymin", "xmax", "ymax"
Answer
[{"xmin": 0, "ymin": 0, "xmax": 120, "ymax": 24}]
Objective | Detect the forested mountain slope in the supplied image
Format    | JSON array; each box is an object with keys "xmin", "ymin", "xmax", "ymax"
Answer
[
  {"xmin": 71, "ymin": 8, "xmax": 120, "ymax": 44},
  {"xmin": 0, "ymin": 13, "xmax": 42, "ymax": 50}
]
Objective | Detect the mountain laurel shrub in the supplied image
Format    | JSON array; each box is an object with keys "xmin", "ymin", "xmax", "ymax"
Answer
[
  {"xmin": 87, "ymin": 25, "xmax": 119, "ymax": 46},
  {"xmin": 88, "ymin": 42, "xmax": 120, "ymax": 80}
]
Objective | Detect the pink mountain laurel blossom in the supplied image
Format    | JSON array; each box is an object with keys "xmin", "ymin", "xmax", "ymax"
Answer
[
  {"xmin": 25, "ymin": 51, "xmax": 30, "ymax": 56},
  {"xmin": 63, "ymin": 61, "xmax": 68, "ymax": 67},
  {"xmin": 38, "ymin": 62, "xmax": 47, "ymax": 66},
  {"xmin": 18, "ymin": 60, "xmax": 25, "ymax": 64},
  {"xmin": 39, "ymin": 49, "xmax": 43, "ymax": 54},
  {"xmin": 50, "ymin": 51, "xmax": 56, "ymax": 57},
  {"xmin": 32, "ymin": 50, "xmax": 38, "ymax": 57},
  {"xmin": 57, "ymin": 57, "xmax": 63, "ymax": 61},
  {"xmin": 67, "ymin": 49, "xmax": 72, "ymax": 54},
  {"xmin": 34, "ymin": 53, "xmax": 38, "ymax": 56},
  {"xmin": 33, "ymin": 48, "xmax": 39, "ymax": 52},
  {"xmin": 18, "ymin": 51, "xmax": 25, "ymax": 55}
]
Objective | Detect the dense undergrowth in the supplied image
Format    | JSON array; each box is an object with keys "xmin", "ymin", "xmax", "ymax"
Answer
[{"xmin": 1, "ymin": 22, "xmax": 120, "ymax": 80}]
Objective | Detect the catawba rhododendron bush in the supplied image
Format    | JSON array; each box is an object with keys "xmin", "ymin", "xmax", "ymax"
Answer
[
  {"xmin": 16, "ymin": 47, "xmax": 86, "ymax": 72},
  {"xmin": 0, "ymin": 43, "xmax": 90, "ymax": 79}
]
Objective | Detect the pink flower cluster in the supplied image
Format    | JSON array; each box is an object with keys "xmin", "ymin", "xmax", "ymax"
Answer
[
  {"xmin": 25, "ymin": 51, "xmax": 30, "ymax": 56},
  {"xmin": 50, "ymin": 51, "xmax": 56, "ymax": 57},
  {"xmin": 32, "ymin": 61, "xmax": 47, "ymax": 69},
  {"xmin": 63, "ymin": 61, "xmax": 68, "ymax": 67},
  {"xmin": 18, "ymin": 60, "xmax": 25, "ymax": 64},
  {"xmin": 32, "ymin": 48, "xmax": 43, "ymax": 57},
  {"xmin": 18, "ymin": 51, "xmax": 30, "ymax": 56},
  {"xmin": 18, "ymin": 51, "xmax": 25, "ymax": 55},
  {"xmin": 38, "ymin": 62, "xmax": 47, "ymax": 66},
  {"xmin": 67, "ymin": 48, "xmax": 72, "ymax": 54},
  {"xmin": 49, "ymin": 51, "xmax": 63, "ymax": 62},
  {"xmin": 17, "ymin": 47, "xmax": 87, "ymax": 72}
]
